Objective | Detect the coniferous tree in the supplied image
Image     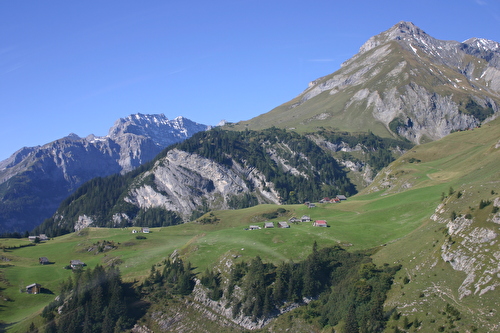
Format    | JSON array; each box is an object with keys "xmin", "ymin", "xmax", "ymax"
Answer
[
  {"xmin": 90, "ymin": 285, "xmax": 104, "ymax": 324},
  {"xmin": 273, "ymin": 262, "xmax": 290, "ymax": 303},
  {"xmin": 43, "ymin": 320, "xmax": 57, "ymax": 333},
  {"xmin": 101, "ymin": 307, "xmax": 114, "ymax": 333},
  {"xmin": 344, "ymin": 304, "xmax": 359, "ymax": 333},
  {"xmin": 303, "ymin": 241, "xmax": 321, "ymax": 297},
  {"xmin": 27, "ymin": 322, "xmax": 38, "ymax": 333}
]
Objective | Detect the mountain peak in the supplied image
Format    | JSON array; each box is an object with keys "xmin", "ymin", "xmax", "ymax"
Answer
[
  {"xmin": 64, "ymin": 133, "xmax": 81, "ymax": 141},
  {"xmin": 463, "ymin": 37, "xmax": 500, "ymax": 52},
  {"xmin": 358, "ymin": 21, "xmax": 433, "ymax": 54},
  {"xmin": 107, "ymin": 113, "xmax": 210, "ymax": 147},
  {"xmin": 387, "ymin": 21, "xmax": 425, "ymax": 37}
]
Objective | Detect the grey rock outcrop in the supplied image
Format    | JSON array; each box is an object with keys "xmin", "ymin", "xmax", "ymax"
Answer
[
  {"xmin": 432, "ymin": 198, "xmax": 500, "ymax": 300},
  {"xmin": 123, "ymin": 149, "xmax": 280, "ymax": 222}
]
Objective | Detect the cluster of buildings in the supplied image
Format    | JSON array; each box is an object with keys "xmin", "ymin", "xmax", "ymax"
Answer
[
  {"xmin": 28, "ymin": 234, "xmax": 49, "ymax": 242},
  {"xmin": 27, "ymin": 259, "xmax": 86, "ymax": 295},
  {"xmin": 131, "ymin": 227, "xmax": 150, "ymax": 234},
  {"xmin": 248, "ymin": 195, "xmax": 348, "ymax": 230},
  {"xmin": 248, "ymin": 217, "xmax": 329, "ymax": 230}
]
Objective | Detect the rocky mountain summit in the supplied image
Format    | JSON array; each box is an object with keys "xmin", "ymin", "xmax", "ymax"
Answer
[
  {"xmin": 0, "ymin": 114, "xmax": 210, "ymax": 233},
  {"xmin": 235, "ymin": 21, "xmax": 500, "ymax": 144}
]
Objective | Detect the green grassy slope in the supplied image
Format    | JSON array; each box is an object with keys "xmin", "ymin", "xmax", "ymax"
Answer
[
  {"xmin": 1, "ymin": 118, "xmax": 499, "ymax": 332},
  {"xmin": 369, "ymin": 119, "xmax": 500, "ymax": 332}
]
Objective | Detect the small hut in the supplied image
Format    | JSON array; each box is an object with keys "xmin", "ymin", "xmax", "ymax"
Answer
[
  {"xmin": 26, "ymin": 283, "xmax": 41, "ymax": 294},
  {"xmin": 39, "ymin": 257, "xmax": 49, "ymax": 265}
]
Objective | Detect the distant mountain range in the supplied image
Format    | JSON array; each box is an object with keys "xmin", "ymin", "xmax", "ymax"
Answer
[
  {"xmin": 0, "ymin": 114, "xmax": 210, "ymax": 233},
  {"xmin": 232, "ymin": 21, "xmax": 500, "ymax": 143}
]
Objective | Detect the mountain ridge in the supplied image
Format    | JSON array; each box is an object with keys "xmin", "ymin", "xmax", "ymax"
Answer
[
  {"xmin": 0, "ymin": 114, "xmax": 210, "ymax": 233},
  {"xmin": 230, "ymin": 21, "xmax": 500, "ymax": 144},
  {"xmin": 35, "ymin": 127, "xmax": 364, "ymax": 235}
]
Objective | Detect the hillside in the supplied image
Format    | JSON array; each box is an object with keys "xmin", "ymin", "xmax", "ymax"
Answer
[
  {"xmin": 369, "ymin": 118, "xmax": 500, "ymax": 332},
  {"xmin": 230, "ymin": 22, "xmax": 500, "ymax": 143},
  {"xmin": 1, "ymin": 118, "xmax": 499, "ymax": 332},
  {"xmin": 34, "ymin": 128, "xmax": 414, "ymax": 236}
]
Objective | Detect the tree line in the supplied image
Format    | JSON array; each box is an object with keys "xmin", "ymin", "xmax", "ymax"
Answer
[{"xmin": 316, "ymin": 130, "xmax": 414, "ymax": 173}]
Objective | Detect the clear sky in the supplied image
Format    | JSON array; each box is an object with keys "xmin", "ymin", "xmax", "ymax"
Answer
[{"xmin": 1, "ymin": 0, "xmax": 499, "ymax": 161}]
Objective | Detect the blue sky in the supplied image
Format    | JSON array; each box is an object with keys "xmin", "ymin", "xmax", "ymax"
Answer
[{"xmin": 1, "ymin": 0, "xmax": 500, "ymax": 161}]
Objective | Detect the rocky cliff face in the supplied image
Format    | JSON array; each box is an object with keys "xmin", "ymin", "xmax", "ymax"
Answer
[
  {"xmin": 0, "ymin": 114, "xmax": 210, "ymax": 233},
  {"xmin": 120, "ymin": 149, "xmax": 280, "ymax": 223},
  {"xmin": 303, "ymin": 22, "xmax": 500, "ymax": 143}
]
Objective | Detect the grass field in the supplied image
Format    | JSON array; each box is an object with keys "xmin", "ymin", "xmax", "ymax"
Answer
[
  {"xmin": 1, "ymin": 118, "xmax": 500, "ymax": 332},
  {"xmin": 0, "ymin": 185, "xmax": 441, "ymax": 330}
]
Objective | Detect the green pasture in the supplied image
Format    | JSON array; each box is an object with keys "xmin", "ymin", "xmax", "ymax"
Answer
[{"xmin": 0, "ymin": 183, "xmax": 442, "ymax": 329}]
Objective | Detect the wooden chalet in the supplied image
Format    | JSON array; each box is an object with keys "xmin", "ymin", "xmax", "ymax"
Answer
[
  {"xmin": 29, "ymin": 234, "xmax": 49, "ymax": 242},
  {"xmin": 70, "ymin": 260, "xmax": 85, "ymax": 269},
  {"xmin": 249, "ymin": 225, "xmax": 260, "ymax": 230},
  {"xmin": 26, "ymin": 283, "xmax": 41, "ymax": 294},
  {"xmin": 301, "ymin": 215, "xmax": 311, "ymax": 222},
  {"xmin": 141, "ymin": 227, "xmax": 150, "ymax": 233},
  {"xmin": 264, "ymin": 222, "xmax": 274, "ymax": 228},
  {"xmin": 278, "ymin": 221, "xmax": 290, "ymax": 228},
  {"xmin": 336, "ymin": 195, "xmax": 347, "ymax": 201}
]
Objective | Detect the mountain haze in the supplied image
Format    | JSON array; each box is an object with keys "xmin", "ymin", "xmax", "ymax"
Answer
[
  {"xmin": 0, "ymin": 114, "xmax": 210, "ymax": 233},
  {"xmin": 232, "ymin": 21, "xmax": 500, "ymax": 143}
]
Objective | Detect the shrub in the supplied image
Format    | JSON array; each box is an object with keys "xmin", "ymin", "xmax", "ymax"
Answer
[{"xmin": 479, "ymin": 200, "xmax": 491, "ymax": 209}]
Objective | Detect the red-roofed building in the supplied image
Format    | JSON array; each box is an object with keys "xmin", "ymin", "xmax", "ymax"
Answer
[{"xmin": 313, "ymin": 220, "xmax": 328, "ymax": 227}]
